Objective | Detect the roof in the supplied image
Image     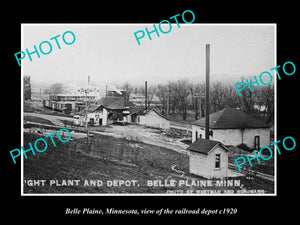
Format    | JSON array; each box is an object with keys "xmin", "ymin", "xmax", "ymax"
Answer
[
  {"xmin": 127, "ymin": 106, "xmax": 144, "ymax": 114},
  {"xmin": 191, "ymin": 107, "xmax": 269, "ymax": 129},
  {"xmin": 187, "ymin": 138, "xmax": 229, "ymax": 155},
  {"xmin": 96, "ymin": 97, "xmax": 134, "ymax": 110},
  {"xmin": 142, "ymin": 108, "xmax": 170, "ymax": 120},
  {"xmin": 76, "ymin": 105, "xmax": 103, "ymax": 115}
]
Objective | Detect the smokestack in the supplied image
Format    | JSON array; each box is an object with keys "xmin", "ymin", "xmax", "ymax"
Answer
[
  {"xmin": 205, "ymin": 44, "xmax": 210, "ymax": 140},
  {"xmin": 123, "ymin": 90, "xmax": 127, "ymax": 108},
  {"xmin": 145, "ymin": 81, "xmax": 148, "ymax": 110}
]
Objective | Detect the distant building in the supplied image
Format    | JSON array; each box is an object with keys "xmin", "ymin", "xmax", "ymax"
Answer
[
  {"xmin": 191, "ymin": 107, "xmax": 270, "ymax": 150},
  {"xmin": 129, "ymin": 93, "xmax": 162, "ymax": 108},
  {"xmin": 188, "ymin": 139, "xmax": 229, "ymax": 179},
  {"xmin": 24, "ymin": 75, "xmax": 31, "ymax": 101},
  {"xmin": 43, "ymin": 86, "xmax": 101, "ymax": 113}
]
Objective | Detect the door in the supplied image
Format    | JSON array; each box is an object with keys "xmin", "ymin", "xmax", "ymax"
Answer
[
  {"xmin": 90, "ymin": 118, "xmax": 95, "ymax": 126},
  {"xmin": 254, "ymin": 136, "xmax": 260, "ymax": 149}
]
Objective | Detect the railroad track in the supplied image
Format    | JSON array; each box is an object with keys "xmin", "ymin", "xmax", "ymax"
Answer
[{"xmin": 228, "ymin": 163, "xmax": 274, "ymax": 182}]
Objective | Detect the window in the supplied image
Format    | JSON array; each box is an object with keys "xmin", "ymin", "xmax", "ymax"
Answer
[
  {"xmin": 195, "ymin": 131, "xmax": 198, "ymax": 140},
  {"xmin": 215, "ymin": 154, "xmax": 221, "ymax": 169}
]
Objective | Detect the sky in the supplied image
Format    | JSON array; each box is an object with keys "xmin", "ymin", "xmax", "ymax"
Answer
[{"xmin": 22, "ymin": 24, "xmax": 275, "ymax": 91}]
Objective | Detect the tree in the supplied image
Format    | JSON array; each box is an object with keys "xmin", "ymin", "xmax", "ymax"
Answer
[
  {"xmin": 120, "ymin": 82, "xmax": 134, "ymax": 101},
  {"xmin": 223, "ymin": 84, "xmax": 242, "ymax": 109},
  {"xmin": 155, "ymin": 84, "xmax": 169, "ymax": 114},
  {"xmin": 257, "ymin": 85, "xmax": 274, "ymax": 124},
  {"xmin": 238, "ymin": 77, "xmax": 256, "ymax": 114},
  {"xmin": 49, "ymin": 83, "xmax": 66, "ymax": 95},
  {"xmin": 210, "ymin": 81, "xmax": 228, "ymax": 113},
  {"xmin": 170, "ymin": 79, "xmax": 190, "ymax": 120}
]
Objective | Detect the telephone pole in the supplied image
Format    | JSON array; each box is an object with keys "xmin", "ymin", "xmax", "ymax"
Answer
[{"xmin": 84, "ymin": 75, "xmax": 93, "ymax": 145}]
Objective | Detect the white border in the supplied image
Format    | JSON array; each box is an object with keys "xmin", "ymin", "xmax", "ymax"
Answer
[{"xmin": 21, "ymin": 23, "xmax": 277, "ymax": 196}]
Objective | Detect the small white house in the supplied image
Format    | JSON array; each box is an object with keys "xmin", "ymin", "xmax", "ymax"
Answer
[
  {"xmin": 136, "ymin": 108, "xmax": 170, "ymax": 130},
  {"xmin": 188, "ymin": 138, "xmax": 229, "ymax": 179},
  {"xmin": 73, "ymin": 105, "xmax": 108, "ymax": 126},
  {"xmin": 191, "ymin": 107, "xmax": 270, "ymax": 150}
]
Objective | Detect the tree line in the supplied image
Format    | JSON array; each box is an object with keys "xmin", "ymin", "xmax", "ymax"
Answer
[{"xmin": 121, "ymin": 78, "xmax": 274, "ymax": 125}]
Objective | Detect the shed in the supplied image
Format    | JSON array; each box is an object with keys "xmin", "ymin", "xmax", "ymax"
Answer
[
  {"xmin": 188, "ymin": 139, "xmax": 229, "ymax": 179},
  {"xmin": 136, "ymin": 108, "xmax": 170, "ymax": 130},
  {"xmin": 191, "ymin": 107, "xmax": 270, "ymax": 150}
]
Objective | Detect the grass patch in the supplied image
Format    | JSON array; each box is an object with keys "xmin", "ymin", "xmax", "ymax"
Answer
[
  {"xmin": 24, "ymin": 115, "xmax": 54, "ymax": 125},
  {"xmin": 23, "ymin": 131, "xmax": 274, "ymax": 194}
]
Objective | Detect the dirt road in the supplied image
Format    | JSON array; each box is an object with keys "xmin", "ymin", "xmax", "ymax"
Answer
[{"xmin": 24, "ymin": 112, "xmax": 73, "ymax": 126}]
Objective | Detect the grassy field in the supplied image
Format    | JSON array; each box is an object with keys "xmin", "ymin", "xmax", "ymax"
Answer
[{"xmin": 23, "ymin": 130, "xmax": 274, "ymax": 194}]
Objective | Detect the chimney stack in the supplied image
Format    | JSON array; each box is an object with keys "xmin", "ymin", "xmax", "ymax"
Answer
[{"xmin": 205, "ymin": 44, "xmax": 210, "ymax": 140}]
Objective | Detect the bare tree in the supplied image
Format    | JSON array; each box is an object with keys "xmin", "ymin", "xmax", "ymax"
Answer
[
  {"xmin": 210, "ymin": 81, "xmax": 228, "ymax": 113},
  {"xmin": 170, "ymin": 79, "xmax": 190, "ymax": 120},
  {"xmin": 155, "ymin": 84, "xmax": 169, "ymax": 113},
  {"xmin": 237, "ymin": 77, "xmax": 257, "ymax": 114},
  {"xmin": 120, "ymin": 82, "xmax": 134, "ymax": 101},
  {"xmin": 257, "ymin": 85, "xmax": 274, "ymax": 124},
  {"xmin": 223, "ymin": 84, "xmax": 242, "ymax": 109}
]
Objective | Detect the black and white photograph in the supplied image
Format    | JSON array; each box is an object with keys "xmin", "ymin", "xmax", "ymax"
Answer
[
  {"xmin": 3, "ymin": 3, "xmax": 299, "ymax": 220},
  {"xmin": 21, "ymin": 24, "xmax": 276, "ymax": 195}
]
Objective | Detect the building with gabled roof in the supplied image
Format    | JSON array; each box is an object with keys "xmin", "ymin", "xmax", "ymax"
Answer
[
  {"xmin": 191, "ymin": 107, "xmax": 270, "ymax": 150},
  {"xmin": 135, "ymin": 108, "xmax": 170, "ymax": 130},
  {"xmin": 188, "ymin": 138, "xmax": 229, "ymax": 178},
  {"xmin": 73, "ymin": 104, "xmax": 108, "ymax": 126}
]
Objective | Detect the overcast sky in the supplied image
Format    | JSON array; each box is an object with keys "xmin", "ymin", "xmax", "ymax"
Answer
[{"xmin": 22, "ymin": 24, "xmax": 275, "ymax": 90}]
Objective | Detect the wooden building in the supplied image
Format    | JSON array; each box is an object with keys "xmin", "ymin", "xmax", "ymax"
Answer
[
  {"xmin": 135, "ymin": 108, "xmax": 170, "ymax": 130},
  {"xmin": 188, "ymin": 139, "xmax": 229, "ymax": 179}
]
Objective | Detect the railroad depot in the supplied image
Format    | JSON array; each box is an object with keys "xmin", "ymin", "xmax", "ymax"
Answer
[{"xmin": 191, "ymin": 107, "xmax": 270, "ymax": 150}]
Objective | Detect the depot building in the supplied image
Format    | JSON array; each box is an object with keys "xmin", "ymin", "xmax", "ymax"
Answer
[{"xmin": 191, "ymin": 107, "xmax": 270, "ymax": 150}]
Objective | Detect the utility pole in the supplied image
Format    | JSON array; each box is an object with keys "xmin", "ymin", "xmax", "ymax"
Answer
[
  {"xmin": 84, "ymin": 75, "xmax": 93, "ymax": 145},
  {"xmin": 168, "ymin": 83, "xmax": 171, "ymax": 116},
  {"xmin": 145, "ymin": 81, "xmax": 148, "ymax": 110},
  {"xmin": 205, "ymin": 44, "xmax": 210, "ymax": 140},
  {"xmin": 85, "ymin": 88, "xmax": 89, "ymax": 145},
  {"xmin": 164, "ymin": 86, "xmax": 172, "ymax": 116}
]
